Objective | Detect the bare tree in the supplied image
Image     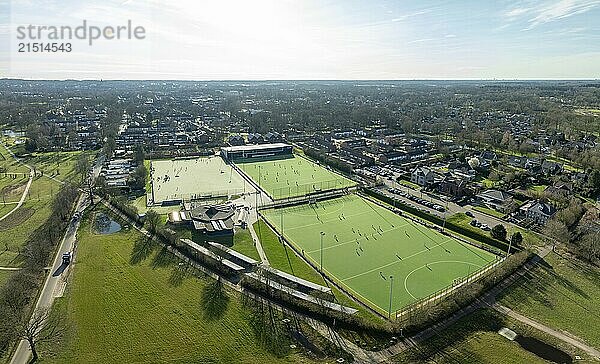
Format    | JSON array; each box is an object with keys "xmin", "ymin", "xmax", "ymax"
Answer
[
  {"xmin": 75, "ymin": 154, "xmax": 91, "ymax": 184},
  {"xmin": 544, "ymin": 218, "xmax": 570, "ymax": 250},
  {"xmin": 11, "ymin": 306, "xmax": 67, "ymax": 362}
]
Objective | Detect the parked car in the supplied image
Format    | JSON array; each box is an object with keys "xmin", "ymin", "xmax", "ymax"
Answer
[{"xmin": 465, "ymin": 211, "xmax": 474, "ymax": 217}]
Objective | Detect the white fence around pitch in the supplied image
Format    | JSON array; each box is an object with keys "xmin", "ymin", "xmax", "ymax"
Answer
[{"xmin": 149, "ymin": 188, "xmax": 246, "ymax": 206}]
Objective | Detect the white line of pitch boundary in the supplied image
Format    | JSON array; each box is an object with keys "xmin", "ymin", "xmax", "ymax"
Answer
[{"xmin": 341, "ymin": 238, "xmax": 455, "ymax": 282}]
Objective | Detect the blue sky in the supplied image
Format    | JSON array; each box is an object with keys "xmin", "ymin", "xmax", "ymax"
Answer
[{"xmin": 1, "ymin": 0, "xmax": 599, "ymax": 79}]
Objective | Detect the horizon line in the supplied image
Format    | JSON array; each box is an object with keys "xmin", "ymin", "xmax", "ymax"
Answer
[{"xmin": 2, "ymin": 77, "xmax": 600, "ymax": 82}]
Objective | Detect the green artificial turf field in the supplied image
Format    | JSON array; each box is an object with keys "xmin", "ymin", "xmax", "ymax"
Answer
[
  {"xmin": 262, "ymin": 194, "xmax": 498, "ymax": 315},
  {"xmin": 150, "ymin": 156, "xmax": 246, "ymax": 205},
  {"xmin": 236, "ymin": 155, "xmax": 356, "ymax": 200}
]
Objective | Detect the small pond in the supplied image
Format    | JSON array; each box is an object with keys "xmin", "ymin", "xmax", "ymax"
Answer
[{"xmin": 94, "ymin": 213, "xmax": 121, "ymax": 234}]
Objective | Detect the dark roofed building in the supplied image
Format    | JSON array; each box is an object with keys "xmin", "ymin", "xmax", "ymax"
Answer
[
  {"xmin": 248, "ymin": 133, "xmax": 264, "ymax": 144},
  {"xmin": 520, "ymin": 200, "xmax": 556, "ymax": 225},
  {"xmin": 228, "ymin": 134, "xmax": 245, "ymax": 146},
  {"xmin": 265, "ymin": 131, "xmax": 283, "ymax": 143},
  {"xmin": 168, "ymin": 204, "xmax": 235, "ymax": 235},
  {"xmin": 476, "ymin": 189, "xmax": 513, "ymax": 212}
]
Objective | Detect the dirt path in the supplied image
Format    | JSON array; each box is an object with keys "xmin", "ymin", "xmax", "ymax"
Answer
[
  {"xmin": 493, "ymin": 304, "xmax": 600, "ymax": 358},
  {"xmin": 0, "ymin": 142, "xmax": 34, "ymax": 223}
]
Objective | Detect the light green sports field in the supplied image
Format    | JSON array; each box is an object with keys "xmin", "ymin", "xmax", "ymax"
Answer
[
  {"xmin": 150, "ymin": 156, "xmax": 246, "ymax": 204},
  {"xmin": 262, "ymin": 195, "xmax": 498, "ymax": 315},
  {"xmin": 236, "ymin": 155, "xmax": 357, "ymax": 199}
]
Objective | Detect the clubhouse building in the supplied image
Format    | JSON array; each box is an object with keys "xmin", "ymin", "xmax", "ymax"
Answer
[
  {"xmin": 168, "ymin": 204, "xmax": 235, "ymax": 235},
  {"xmin": 221, "ymin": 143, "xmax": 292, "ymax": 161}
]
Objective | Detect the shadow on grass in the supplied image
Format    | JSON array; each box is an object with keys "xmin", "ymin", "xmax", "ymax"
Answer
[
  {"xmin": 129, "ymin": 235, "xmax": 156, "ymax": 265},
  {"xmin": 498, "ymin": 254, "xmax": 594, "ymax": 313},
  {"xmin": 190, "ymin": 230, "xmax": 233, "ymax": 247},
  {"xmin": 399, "ymin": 308, "xmax": 508, "ymax": 363},
  {"xmin": 168, "ymin": 261, "xmax": 191, "ymax": 287},
  {"xmin": 151, "ymin": 246, "xmax": 177, "ymax": 269},
  {"xmin": 200, "ymin": 278, "xmax": 229, "ymax": 320}
]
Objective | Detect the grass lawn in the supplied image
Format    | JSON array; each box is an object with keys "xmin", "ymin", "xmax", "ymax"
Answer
[
  {"xmin": 447, "ymin": 213, "xmax": 541, "ymax": 249},
  {"xmin": 0, "ymin": 176, "xmax": 29, "ymax": 203},
  {"xmin": 479, "ymin": 178, "xmax": 497, "ymax": 188},
  {"xmin": 473, "ymin": 206, "xmax": 505, "ymax": 218},
  {"xmin": 392, "ymin": 308, "xmax": 589, "ymax": 363},
  {"xmin": 262, "ymin": 195, "xmax": 498, "ymax": 315},
  {"xmin": 498, "ymin": 251, "xmax": 600, "ymax": 349},
  {"xmin": 0, "ymin": 142, "xmax": 29, "ymax": 175},
  {"xmin": 528, "ymin": 185, "xmax": 547, "ymax": 193},
  {"xmin": 398, "ymin": 179, "xmax": 420, "ymax": 190},
  {"xmin": 24, "ymin": 151, "xmax": 94, "ymax": 184},
  {"xmin": 1, "ymin": 143, "xmax": 30, "ymax": 203},
  {"xmin": 0, "ymin": 270, "xmax": 13, "ymax": 286},
  {"xmin": 236, "ymin": 155, "xmax": 356, "ymax": 200},
  {"xmin": 230, "ymin": 228, "xmax": 261, "ymax": 261},
  {"xmin": 39, "ymin": 210, "xmax": 309, "ymax": 364},
  {"xmin": 0, "ymin": 176, "xmax": 62, "ymax": 267},
  {"xmin": 150, "ymin": 156, "xmax": 246, "ymax": 205}
]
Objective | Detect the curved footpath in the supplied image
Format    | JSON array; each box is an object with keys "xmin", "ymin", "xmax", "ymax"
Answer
[{"xmin": 0, "ymin": 142, "xmax": 34, "ymax": 222}]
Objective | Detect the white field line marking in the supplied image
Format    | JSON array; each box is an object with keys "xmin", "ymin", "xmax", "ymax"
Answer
[
  {"xmin": 306, "ymin": 222, "xmax": 410, "ymax": 254},
  {"xmin": 279, "ymin": 208, "xmax": 373, "ymax": 232},
  {"xmin": 403, "ymin": 260, "xmax": 484, "ymax": 300},
  {"xmin": 341, "ymin": 238, "xmax": 454, "ymax": 282}
]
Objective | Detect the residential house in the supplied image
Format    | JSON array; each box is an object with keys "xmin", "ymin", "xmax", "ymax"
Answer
[
  {"xmin": 541, "ymin": 160, "xmax": 563, "ymax": 175},
  {"xmin": 524, "ymin": 158, "xmax": 543, "ymax": 175},
  {"xmin": 476, "ymin": 189, "xmax": 513, "ymax": 212},
  {"xmin": 411, "ymin": 166, "xmax": 435, "ymax": 186},
  {"xmin": 507, "ymin": 155, "xmax": 527, "ymax": 168},
  {"xmin": 264, "ymin": 131, "xmax": 283, "ymax": 143},
  {"xmin": 228, "ymin": 134, "xmax": 245, "ymax": 146},
  {"xmin": 437, "ymin": 174, "xmax": 472, "ymax": 198},
  {"xmin": 247, "ymin": 133, "xmax": 264, "ymax": 144},
  {"xmin": 520, "ymin": 200, "xmax": 556, "ymax": 225},
  {"xmin": 479, "ymin": 150, "xmax": 497, "ymax": 162}
]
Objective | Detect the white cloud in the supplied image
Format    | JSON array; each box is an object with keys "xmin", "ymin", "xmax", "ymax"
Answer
[{"xmin": 526, "ymin": 0, "xmax": 600, "ymax": 29}]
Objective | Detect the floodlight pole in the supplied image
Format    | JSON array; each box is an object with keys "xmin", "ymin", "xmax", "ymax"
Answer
[
  {"xmin": 320, "ymin": 231, "xmax": 325, "ymax": 273},
  {"xmin": 388, "ymin": 275, "xmax": 394, "ymax": 319},
  {"xmin": 507, "ymin": 236, "xmax": 513, "ymax": 257}
]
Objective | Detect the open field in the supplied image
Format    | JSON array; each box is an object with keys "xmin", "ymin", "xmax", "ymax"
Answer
[
  {"xmin": 0, "ymin": 176, "xmax": 62, "ymax": 267},
  {"xmin": 499, "ymin": 251, "xmax": 600, "ymax": 349},
  {"xmin": 392, "ymin": 308, "xmax": 591, "ymax": 363},
  {"xmin": 236, "ymin": 155, "xmax": 356, "ymax": 200},
  {"xmin": 24, "ymin": 151, "xmax": 94, "ymax": 183},
  {"xmin": 0, "ymin": 143, "xmax": 29, "ymax": 174},
  {"xmin": 0, "ymin": 270, "xmax": 13, "ymax": 287},
  {"xmin": 39, "ymin": 210, "xmax": 309, "ymax": 363},
  {"xmin": 262, "ymin": 195, "xmax": 497, "ymax": 315},
  {"xmin": 150, "ymin": 156, "xmax": 246, "ymax": 205},
  {"xmin": 1, "ymin": 142, "xmax": 30, "ymax": 203}
]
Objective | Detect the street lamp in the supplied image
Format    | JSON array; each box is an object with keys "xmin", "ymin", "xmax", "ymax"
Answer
[
  {"xmin": 388, "ymin": 275, "xmax": 394, "ymax": 319},
  {"xmin": 320, "ymin": 231, "xmax": 325, "ymax": 273}
]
